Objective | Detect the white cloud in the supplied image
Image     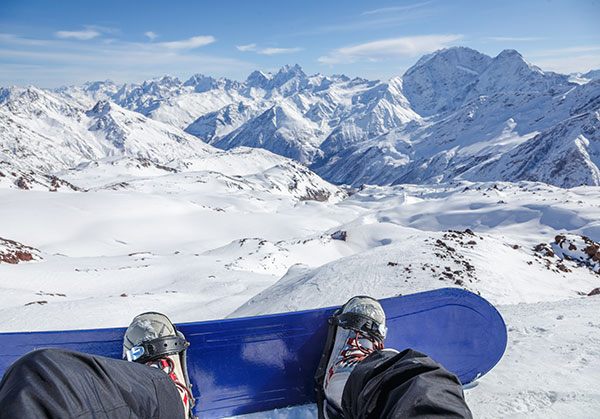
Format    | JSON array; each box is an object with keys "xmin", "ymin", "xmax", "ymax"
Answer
[
  {"xmin": 158, "ymin": 36, "xmax": 215, "ymax": 50},
  {"xmin": 55, "ymin": 30, "xmax": 100, "ymax": 40},
  {"xmin": 258, "ymin": 47, "xmax": 303, "ymax": 55},
  {"xmin": 362, "ymin": 1, "xmax": 432, "ymax": 15},
  {"xmin": 0, "ymin": 33, "xmax": 252, "ymax": 87},
  {"xmin": 145, "ymin": 31, "xmax": 158, "ymax": 40},
  {"xmin": 236, "ymin": 43, "xmax": 257, "ymax": 52},
  {"xmin": 318, "ymin": 34, "xmax": 463, "ymax": 64}
]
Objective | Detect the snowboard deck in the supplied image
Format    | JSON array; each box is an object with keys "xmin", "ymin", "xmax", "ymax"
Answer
[{"xmin": 0, "ymin": 288, "xmax": 507, "ymax": 418}]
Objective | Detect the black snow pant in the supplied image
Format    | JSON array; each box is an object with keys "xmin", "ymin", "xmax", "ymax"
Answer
[
  {"xmin": 341, "ymin": 348, "xmax": 473, "ymax": 418},
  {"xmin": 0, "ymin": 348, "xmax": 471, "ymax": 419},
  {"xmin": 0, "ymin": 348, "xmax": 184, "ymax": 419}
]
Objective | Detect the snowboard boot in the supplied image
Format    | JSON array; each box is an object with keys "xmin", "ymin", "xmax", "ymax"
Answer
[
  {"xmin": 123, "ymin": 312, "xmax": 195, "ymax": 418},
  {"xmin": 315, "ymin": 296, "xmax": 388, "ymax": 419}
]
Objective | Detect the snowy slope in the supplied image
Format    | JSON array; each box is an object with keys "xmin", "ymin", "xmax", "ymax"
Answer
[
  {"xmin": 1, "ymin": 170, "xmax": 599, "ymax": 418},
  {"xmin": 1, "ymin": 181, "xmax": 598, "ymax": 330},
  {"xmin": 0, "ymin": 87, "xmax": 211, "ymax": 175}
]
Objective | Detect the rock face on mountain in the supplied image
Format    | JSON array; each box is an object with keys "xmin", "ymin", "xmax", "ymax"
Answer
[{"xmin": 2, "ymin": 47, "xmax": 600, "ymax": 189}]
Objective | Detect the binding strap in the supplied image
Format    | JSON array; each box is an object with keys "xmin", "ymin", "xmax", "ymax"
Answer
[
  {"xmin": 314, "ymin": 305, "xmax": 387, "ymax": 419},
  {"xmin": 334, "ymin": 312, "xmax": 387, "ymax": 342},
  {"xmin": 125, "ymin": 335, "xmax": 189, "ymax": 363}
]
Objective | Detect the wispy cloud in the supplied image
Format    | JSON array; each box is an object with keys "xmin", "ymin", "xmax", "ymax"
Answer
[
  {"xmin": 55, "ymin": 30, "xmax": 100, "ymax": 40},
  {"xmin": 0, "ymin": 33, "xmax": 251, "ymax": 87},
  {"xmin": 236, "ymin": 43, "xmax": 257, "ymax": 52},
  {"xmin": 362, "ymin": 1, "xmax": 432, "ymax": 15},
  {"xmin": 237, "ymin": 43, "xmax": 302, "ymax": 55},
  {"xmin": 144, "ymin": 31, "xmax": 158, "ymax": 41},
  {"xmin": 318, "ymin": 34, "xmax": 463, "ymax": 64},
  {"xmin": 301, "ymin": 1, "xmax": 438, "ymax": 36},
  {"xmin": 158, "ymin": 36, "xmax": 215, "ymax": 50},
  {"xmin": 487, "ymin": 36, "xmax": 546, "ymax": 41},
  {"xmin": 258, "ymin": 47, "xmax": 303, "ymax": 55}
]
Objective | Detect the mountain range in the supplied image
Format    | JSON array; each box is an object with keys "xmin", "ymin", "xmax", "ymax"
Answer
[{"xmin": 1, "ymin": 46, "xmax": 599, "ymax": 189}]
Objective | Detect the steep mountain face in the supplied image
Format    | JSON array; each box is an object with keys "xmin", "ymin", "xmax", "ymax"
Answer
[
  {"xmin": 315, "ymin": 48, "xmax": 600, "ymax": 186},
  {"xmin": 318, "ymin": 77, "xmax": 420, "ymax": 156},
  {"xmin": 402, "ymin": 46, "xmax": 492, "ymax": 116},
  {"xmin": 184, "ymin": 101, "xmax": 260, "ymax": 141},
  {"xmin": 0, "ymin": 87, "xmax": 211, "ymax": 174},
  {"xmin": 210, "ymin": 103, "xmax": 325, "ymax": 164},
  {"xmin": 464, "ymin": 111, "xmax": 600, "ymax": 187},
  {"xmin": 11, "ymin": 46, "xmax": 600, "ymax": 189}
]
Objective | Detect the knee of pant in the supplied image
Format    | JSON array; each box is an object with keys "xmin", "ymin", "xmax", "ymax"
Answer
[{"xmin": 15, "ymin": 348, "xmax": 65, "ymax": 369}]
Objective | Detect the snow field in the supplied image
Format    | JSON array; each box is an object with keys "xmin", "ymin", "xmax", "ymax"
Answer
[{"xmin": 1, "ymin": 173, "xmax": 599, "ymax": 417}]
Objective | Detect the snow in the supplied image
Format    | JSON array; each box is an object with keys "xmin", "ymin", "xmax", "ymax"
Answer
[
  {"xmin": 2, "ymin": 46, "xmax": 600, "ymax": 417},
  {"xmin": 1, "ymin": 177, "xmax": 599, "ymax": 416}
]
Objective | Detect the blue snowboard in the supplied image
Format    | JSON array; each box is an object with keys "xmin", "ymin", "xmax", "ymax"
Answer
[{"xmin": 0, "ymin": 288, "xmax": 506, "ymax": 418}]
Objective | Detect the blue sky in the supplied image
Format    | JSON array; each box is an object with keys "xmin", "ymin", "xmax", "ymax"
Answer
[{"xmin": 1, "ymin": 0, "xmax": 599, "ymax": 87}]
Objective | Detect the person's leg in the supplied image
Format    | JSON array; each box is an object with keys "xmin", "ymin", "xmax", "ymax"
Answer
[
  {"xmin": 342, "ymin": 348, "xmax": 472, "ymax": 419},
  {"xmin": 0, "ymin": 348, "xmax": 184, "ymax": 419}
]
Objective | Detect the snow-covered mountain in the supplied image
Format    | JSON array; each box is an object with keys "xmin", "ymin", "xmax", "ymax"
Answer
[
  {"xmin": 0, "ymin": 85, "xmax": 346, "ymax": 204},
  {"xmin": 0, "ymin": 86, "xmax": 211, "ymax": 173},
  {"xmin": 1, "ymin": 46, "xmax": 599, "ymax": 192},
  {"xmin": 315, "ymin": 49, "xmax": 600, "ymax": 187},
  {"xmin": 47, "ymin": 47, "xmax": 600, "ymax": 189}
]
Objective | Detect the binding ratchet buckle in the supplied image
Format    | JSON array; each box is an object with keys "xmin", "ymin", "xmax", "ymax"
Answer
[{"xmin": 125, "ymin": 335, "xmax": 189, "ymax": 363}]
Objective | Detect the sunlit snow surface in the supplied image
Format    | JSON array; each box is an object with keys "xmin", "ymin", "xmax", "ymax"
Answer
[{"xmin": 1, "ymin": 170, "xmax": 599, "ymax": 417}]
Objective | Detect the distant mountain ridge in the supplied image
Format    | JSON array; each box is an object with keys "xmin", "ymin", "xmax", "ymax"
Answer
[{"xmin": 2, "ymin": 46, "xmax": 600, "ymax": 188}]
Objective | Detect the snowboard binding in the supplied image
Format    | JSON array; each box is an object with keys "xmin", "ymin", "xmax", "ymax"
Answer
[
  {"xmin": 123, "ymin": 312, "xmax": 196, "ymax": 418},
  {"xmin": 315, "ymin": 296, "xmax": 387, "ymax": 419}
]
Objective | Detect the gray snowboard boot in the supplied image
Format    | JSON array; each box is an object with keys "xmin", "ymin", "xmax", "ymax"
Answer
[
  {"xmin": 123, "ymin": 312, "xmax": 195, "ymax": 418},
  {"xmin": 315, "ymin": 296, "xmax": 388, "ymax": 419}
]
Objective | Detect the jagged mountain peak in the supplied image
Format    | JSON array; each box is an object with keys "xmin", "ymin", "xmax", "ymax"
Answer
[
  {"xmin": 245, "ymin": 70, "xmax": 273, "ymax": 88},
  {"xmin": 277, "ymin": 64, "xmax": 305, "ymax": 75},
  {"xmin": 84, "ymin": 80, "xmax": 117, "ymax": 90},
  {"xmin": 184, "ymin": 73, "xmax": 214, "ymax": 85},
  {"xmin": 491, "ymin": 49, "xmax": 543, "ymax": 74},
  {"xmin": 183, "ymin": 74, "xmax": 240, "ymax": 93},
  {"xmin": 143, "ymin": 74, "xmax": 181, "ymax": 87},
  {"xmin": 408, "ymin": 46, "xmax": 491, "ymax": 73},
  {"xmin": 87, "ymin": 100, "xmax": 112, "ymax": 116},
  {"xmin": 7, "ymin": 46, "xmax": 598, "ymax": 191},
  {"xmin": 271, "ymin": 64, "xmax": 308, "ymax": 89},
  {"xmin": 469, "ymin": 48, "xmax": 571, "ymax": 99}
]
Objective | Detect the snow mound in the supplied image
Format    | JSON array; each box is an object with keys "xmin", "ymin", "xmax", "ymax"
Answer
[{"xmin": 230, "ymin": 227, "xmax": 600, "ymax": 318}]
